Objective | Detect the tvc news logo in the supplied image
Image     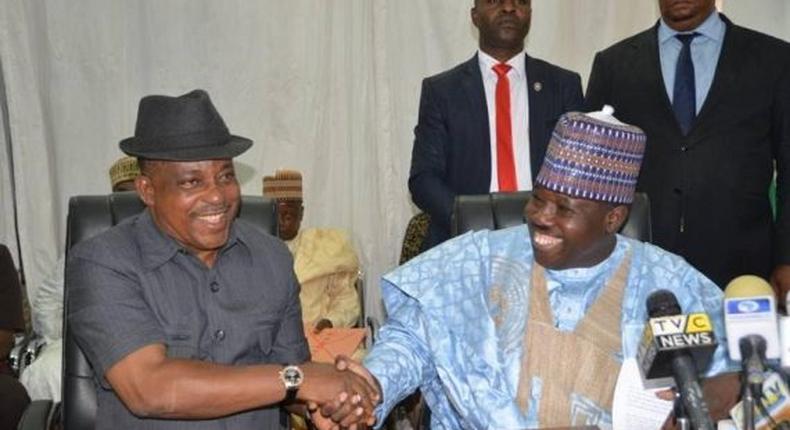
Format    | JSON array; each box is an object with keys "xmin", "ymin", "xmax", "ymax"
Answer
[{"xmin": 645, "ymin": 313, "xmax": 716, "ymax": 349}]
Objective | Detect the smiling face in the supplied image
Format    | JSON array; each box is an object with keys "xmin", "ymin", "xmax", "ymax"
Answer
[
  {"xmin": 524, "ymin": 186, "xmax": 628, "ymax": 270},
  {"xmin": 658, "ymin": 0, "xmax": 716, "ymax": 32},
  {"xmin": 135, "ymin": 159, "xmax": 240, "ymax": 266},
  {"xmin": 471, "ymin": 0, "xmax": 532, "ymax": 62}
]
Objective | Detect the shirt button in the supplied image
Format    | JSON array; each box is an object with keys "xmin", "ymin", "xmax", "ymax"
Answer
[
  {"xmin": 680, "ymin": 146, "xmax": 688, "ymax": 152},
  {"xmin": 214, "ymin": 329, "xmax": 225, "ymax": 341},
  {"xmin": 210, "ymin": 281, "xmax": 220, "ymax": 293}
]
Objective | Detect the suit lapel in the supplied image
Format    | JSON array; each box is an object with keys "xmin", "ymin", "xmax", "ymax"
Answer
[
  {"xmin": 460, "ymin": 54, "xmax": 492, "ymax": 184},
  {"xmin": 525, "ymin": 55, "xmax": 548, "ymax": 125},
  {"xmin": 525, "ymin": 54, "xmax": 548, "ymax": 177},
  {"xmin": 640, "ymin": 23, "xmax": 679, "ymax": 130},
  {"xmin": 691, "ymin": 15, "xmax": 742, "ymax": 140}
]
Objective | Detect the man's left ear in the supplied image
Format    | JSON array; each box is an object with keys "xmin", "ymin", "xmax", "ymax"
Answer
[{"xmin": 605, "ymin": 205, "xmax": 629, "ymax": 234}]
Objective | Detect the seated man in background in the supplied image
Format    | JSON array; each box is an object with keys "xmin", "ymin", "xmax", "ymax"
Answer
[
  {"xmin": 0, "ymin": 244, "xmax": 31, "ymax": 429},
  {"xmin": 108, "ymin": 155, "xmax": 141, "ymax": 192},
  {"xmin": 68, "ymin": 89, "xmax": 376, "ymax": 428},
  {"xmin": 333, "ymin": 108, "xmax": 737, "ymax": 428},
  {"xmin": 20, "ymin": 155, "xmax": 141, "ymax": 403},
  {"xmin": 263, "ymin": 170, "xmax": 361, "ymax": 334}
]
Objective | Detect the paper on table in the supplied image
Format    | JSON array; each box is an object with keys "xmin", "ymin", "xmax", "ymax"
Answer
[
  {"xmin": 612, "ymin": 358, "xmax": 674, "ymax": 429},
  {"xmin": 303, "ymin": 324, "xmax": 366, "ymax": 363}
]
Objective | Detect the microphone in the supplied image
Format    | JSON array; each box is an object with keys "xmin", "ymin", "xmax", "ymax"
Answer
[
  {"xmin": 729, "ymin": 370, "xmax": 790, "ymax": 430},
  {"xmin": 637, "ymin": 290, "xmax": 718, "ymax": 381},
  {"xmin": 724, "ymin": 275, "xmax": 780, "ymax": 363},
  {"xmin": 637, "ymin": 289, "xmax": 716, "ymax": 430},
  {"xmin": 724, "ymin": 276, "xmax": 780, "ymax": 429},
  {"xmin": 741, "ymin": 336, "xmax": 768, "ymax": 395},
  {"xmin": 780, "ymin": 291, "xmax": 790, "ymax": 368}
]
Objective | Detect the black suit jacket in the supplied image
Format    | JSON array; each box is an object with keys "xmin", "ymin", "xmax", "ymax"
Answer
[
  {"xmin": 409, "ymin": 54, "xmax": 583, "ymax": 249},
  {"xmin": 585, "ymin": 15, "xmax": 790, "ymax": 288}
]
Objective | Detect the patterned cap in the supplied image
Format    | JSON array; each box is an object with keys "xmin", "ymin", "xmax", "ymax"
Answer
[
  {"xmin": 108, "ymin": 156, "xmax": 140, "ymax": 189},
  {"xmin": 535, "ymin": 106, "xmax": 646, "ymax": 204},
  {"xmin": 262, "ymin": 169, "xmax": 303, "ymax": 201}
]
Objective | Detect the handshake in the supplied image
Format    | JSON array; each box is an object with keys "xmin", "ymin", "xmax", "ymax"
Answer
[{"xmin": 295, "ymin": 355, "xmax": 381, "ymax": 430}]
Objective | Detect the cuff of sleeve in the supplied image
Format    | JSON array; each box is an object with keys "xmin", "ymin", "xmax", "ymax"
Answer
[
  {"xmin": 364, "ymin": 361, "xmax": 397, "ymax": 428},
  {"xmin": 372, "ymin": 404, "xmax": 387, "ymax": 430},
  {"xmin": 95, "ymin": 334, "xmax": 165, "ymax": 389}
]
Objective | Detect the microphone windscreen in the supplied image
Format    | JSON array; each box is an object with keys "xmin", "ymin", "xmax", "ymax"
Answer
[
  {"xmin": 646, "ymin": 289, "xmax": 681, "ymax": 317},
  {"xmin": 725, "ymin": 275, "xmax": 773, "ymax": 298}
]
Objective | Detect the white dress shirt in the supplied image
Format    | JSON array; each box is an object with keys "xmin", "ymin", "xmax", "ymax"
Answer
[{"xmin": 478, "ymin": 49, "xmax": 532, "ymax": 192}]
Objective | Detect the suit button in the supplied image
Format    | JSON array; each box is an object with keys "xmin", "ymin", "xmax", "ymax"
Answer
[
  {"xmin": 214, "ymin": 329, "xmax": 225, "ymax": 341},
  {"xmin": 673, "ymin": 188, "xmax": 683, "ymax": 195},
  {"xmin": 680, "ymin": 146, "xmax": 688, "ymax": 152},
  {"xmin": 210, "ymin": 281, "xmax": 220, "ymax": 293}
]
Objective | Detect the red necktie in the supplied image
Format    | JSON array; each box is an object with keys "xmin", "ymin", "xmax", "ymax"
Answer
[{"xmin": 493, "ymin": 63, "xmax": 517, "ymax": 191}]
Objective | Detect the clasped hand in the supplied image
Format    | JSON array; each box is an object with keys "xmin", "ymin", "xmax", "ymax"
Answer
[{"xmin": 303, "ymin": 356, "xmax": 381, "ymax": 430}]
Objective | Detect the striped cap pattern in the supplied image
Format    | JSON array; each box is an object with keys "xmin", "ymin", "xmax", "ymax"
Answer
[
  {"xmin": 535, "ymin": 110, "xmax": 646, "ymax": 204},
  {"xmin": 262, "ymin": 169, "xmax": 303, "ymax": 200}
]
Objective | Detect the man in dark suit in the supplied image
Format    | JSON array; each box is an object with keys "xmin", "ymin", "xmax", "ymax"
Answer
[
  {"xmin": 409, "ymin": 0, "xmax": 583, "ymax": 249},
  {"xmin": 585, "ymin": 0, "xmax": 790, "ymax": 294}
]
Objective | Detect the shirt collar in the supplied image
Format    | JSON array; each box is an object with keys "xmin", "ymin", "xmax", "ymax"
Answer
[
  {"xmin": 478, "ymin": 49, "xmax": 527, "ymax": 80},
  {"xmin": 658, "ymin": 10, "xmax": 724, "ymax": 45},
  {"xmin": 544, "ymin": 236, "xmax": 627, "ymax": 292},
  {"xmin": 136, "ymin": 209, "xmax": 242, "ymax": 269}
]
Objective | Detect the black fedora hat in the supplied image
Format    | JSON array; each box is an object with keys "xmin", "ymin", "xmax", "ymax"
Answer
[{"xmin": 119, "ymin": 89, "xmax": 252, "ymax": 160}]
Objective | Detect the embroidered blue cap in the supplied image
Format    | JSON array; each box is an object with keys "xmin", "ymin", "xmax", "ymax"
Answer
[{"xmin": 535, "ymin": 106, "xmax": 646, "ymax": 204}]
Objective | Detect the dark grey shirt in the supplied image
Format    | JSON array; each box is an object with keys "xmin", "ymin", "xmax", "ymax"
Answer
[{"xmin": 68, "ymin": 210, "xmax": 310, "ymax": 429}]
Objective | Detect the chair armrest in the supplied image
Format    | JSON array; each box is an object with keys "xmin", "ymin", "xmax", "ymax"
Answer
[{"xmin": 16, "ymin": 399, "xmax": 54, "ymax": 430}]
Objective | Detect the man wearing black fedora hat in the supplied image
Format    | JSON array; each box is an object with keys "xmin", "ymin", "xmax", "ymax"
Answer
[{"xmin": 67, "ymin": 90, "xmax": 377, "ymax": 429}]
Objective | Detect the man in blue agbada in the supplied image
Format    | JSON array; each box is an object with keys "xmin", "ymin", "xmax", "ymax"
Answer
[{"xmin": 326, "ymin": 107, "xmax": 740, "ymax": 429}]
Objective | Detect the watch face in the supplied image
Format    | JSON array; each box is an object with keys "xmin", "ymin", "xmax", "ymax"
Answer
[{"xmin": 282, "ymin": 365, "xmax": 303, "ymax": 389}]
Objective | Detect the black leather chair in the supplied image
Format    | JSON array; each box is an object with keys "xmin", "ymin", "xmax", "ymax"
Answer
[
  {"xmin": 60, "ymin": 192, "xmax": 276, "ymax": 429},
  {"xmin": 451, "ymin": 191, "xmax": 652, "ymax": 242}
]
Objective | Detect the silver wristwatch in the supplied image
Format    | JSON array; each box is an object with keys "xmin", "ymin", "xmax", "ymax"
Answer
[{"xmin": 279, "ymin": 365, "xmax": 304, "ymax": 401}]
